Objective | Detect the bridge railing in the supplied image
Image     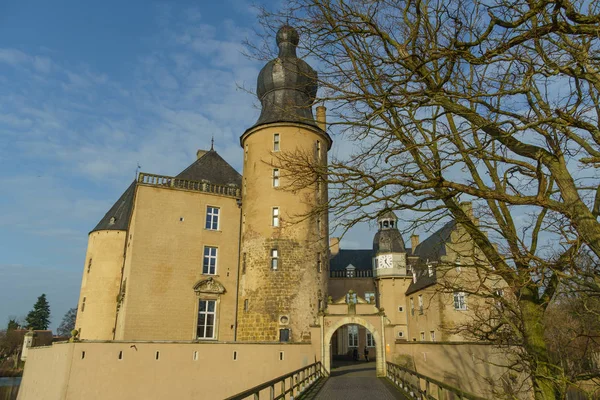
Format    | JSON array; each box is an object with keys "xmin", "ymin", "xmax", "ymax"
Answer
[
  {"xmin": 224, "ymin": 362, "xmax": 324, "ymax": 400},
  {"xmin": 386, "ymin": 362, "xmax": 486, "ymax": 400}
]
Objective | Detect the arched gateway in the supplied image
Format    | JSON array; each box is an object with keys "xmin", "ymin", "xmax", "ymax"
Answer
[{"xmin": 316, "ymin": 296, "xmax": 388, "ymax": 377}]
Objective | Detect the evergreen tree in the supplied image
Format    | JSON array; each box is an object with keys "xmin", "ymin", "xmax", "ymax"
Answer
[
  {"xmin": 56, "ymin": 308, "xmax": 77, "ymax": 336},
  {"xmin": 25, "ymin": 294, "xmax": 51, "ymax": 330},
  {"xmin": 6, "ymin": 318, "xmax": 19, "ymax": 331}
]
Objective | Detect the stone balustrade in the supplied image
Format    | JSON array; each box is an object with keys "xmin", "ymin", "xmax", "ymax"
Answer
[{"xmin": 138, "ymin": 172, "xmax": 241, "ymax": 198}]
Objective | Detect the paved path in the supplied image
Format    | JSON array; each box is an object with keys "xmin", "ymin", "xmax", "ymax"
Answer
[{"xmin": 306, "ymin": 361, "xmax": 408, "ymax": 399}]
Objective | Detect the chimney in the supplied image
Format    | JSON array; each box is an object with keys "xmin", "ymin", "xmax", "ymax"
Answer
[
  {"xmin": 316, "ymin": 106, "xmax": 326, "ymax": 131},
  {"xmin": 460, "ymin": 201, "xmax": 474, "ymax": 221},
  {"xmin": 410, "ymin": 234, "xmax": 419, "ymax": 251},
  {"xmin": 329, "ymin": 237, "xmax": 340, "ymax": 257}
]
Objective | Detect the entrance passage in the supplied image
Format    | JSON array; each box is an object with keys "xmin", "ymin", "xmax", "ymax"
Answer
[
  {"xmin": 312, "ymin": 363, "xmax": 409, "ymax": 399},
  {"xmin": 331, "ymin": 324, "xmax": 376, "ymax": 366}
]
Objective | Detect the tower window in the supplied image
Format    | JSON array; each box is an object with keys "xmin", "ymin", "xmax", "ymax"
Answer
[
  {"xmin": 272, "ymin": 207, "xmax": 279, "ymax": 227},
  {"xmin": 87, "ymin": 258, "xmax": 92, "ymax": 273},
  {"xmin": 81, "ymin": 297, "xmax": 86, "ymax": 312},
  {"xmin": 242, "ymin": 252, "xmax": 247, "ymax": 274},
  {"xmin": 454, "ymin": 292, "xmax": 467, "ymax": 310},
  {"xmin": 317, "ymin": 252, "xmax": 322, "ymax": 273},
  {"xmin": 244, "ymin": 299, "xmax": 249, "ymax": 312},
  {"xmin": 272, "ymin": 169, "xmax": 280, "ymax": 187},
  {"xmin": 197, "ymin": 299, "xmax": 216, "ymax": 339},
  {"xmin": 245, "ymin": 144, "xmax": 248, "ymax": 161},
  {"xmin": 383, "ymin": 221, "xmax": 389, "ymax": 228},
  {"xmin": 244, "ymin": 178, "xmax": 247, "ymax": 195},
  {"xmin": 205, "ymin": 206, "xmax": 220, "ymax": 230},
  {"xmin": 271, "ymin": 249, "xmax": 279, "ymax": 270},
  {"xmin": 279, "ymin": 328, "xmax": 290, "ymax": 342},
  {"xmin": 273, "ymin": 133, "xmax": 280, "ymax": 151},
  {"xmin": 316, "ymin": 140, "xmax": 321, "ymax": 160},
  {"xmin": 203, "ymin": 246, "xmax": 218, "ymax": 275},
  {"xmin": 317, "ymin": 217, "xmax": 321, "ymax": 232}
]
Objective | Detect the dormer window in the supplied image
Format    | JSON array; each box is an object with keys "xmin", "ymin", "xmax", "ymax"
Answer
[
  {"xmin": 109, "ymin": 216, "xmax": 116, "ymax": 225},
  {"xmin": 428, "ymin": 265, "xmax": 433, "ymax": 277},
  {"xmin": 383, "ymin": 221, "xmax": 389, "ymax": 228},
  {"xmin": 345, "ymin": 264, "xmax": 356, "ymax": 278}
]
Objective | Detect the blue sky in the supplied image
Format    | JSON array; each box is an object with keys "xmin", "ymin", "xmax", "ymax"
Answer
[{"xmin": 0, "ymin": 0, "xmax": 382, "ymax": 331}]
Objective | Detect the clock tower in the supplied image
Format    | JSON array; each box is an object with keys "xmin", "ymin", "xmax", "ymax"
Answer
[{"xmin": 372, "ymin": 210, "xmax": 413, "ymax": 340}]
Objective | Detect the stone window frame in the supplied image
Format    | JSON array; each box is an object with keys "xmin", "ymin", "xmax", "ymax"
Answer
[
  {"xmin": 453, "ymin": 291, "xmax": 467, "ymax": 310},
  {"xmin": 272, "ymin": 207, "xmax": 280, "ymax": 227},
  {"xmin": 193, "ymin": 278, "xmax": 226, "ymax": 341},
  {"xmin": 410, "ymin": 297, "xmax": 415, "ymax": 316},
  {"xmin": 272, "ymin": 169, "xmax": 280, "ymax": 187},
  {"xmin": 270, "ymin": 248, "xmax": 279, "ymax": 270},
  {"xmin": 273, "ymin": 133, "xmax": 280, "ymax": 152},
  {"xmin": 205, "ymin": 206, "xmax": 220, "ymax": 230},
  {"xmin": 418, "ymin": 294, "xmax": 424, "ymax": 314},
  {"xmin": 202, "ymin": 246, "xmax": 218, "ymax": 275}
]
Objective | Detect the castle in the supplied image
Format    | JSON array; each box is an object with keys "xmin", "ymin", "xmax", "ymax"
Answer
[{"xmin": 18, "ymin": 25, "xmax": 510, "ymax": 400}]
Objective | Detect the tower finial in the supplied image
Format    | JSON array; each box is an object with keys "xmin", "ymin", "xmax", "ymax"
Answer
[{"xmin": 211, "ymin": 136, "xmax": 214, "ymax": 151}]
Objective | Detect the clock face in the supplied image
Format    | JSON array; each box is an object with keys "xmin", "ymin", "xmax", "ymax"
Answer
[{"xmin": 377, "ymin": 254, "xmax": 393, "ymax": 269}]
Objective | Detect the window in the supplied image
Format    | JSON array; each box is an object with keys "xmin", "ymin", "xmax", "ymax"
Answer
[
  {"xmin": 410, "ymin": 298, "xmax": 414, "ymax": 315},
  {"xmin": 273, "ymin": 133, "xmax": 280, "ymax": 151},
  {"xmin": 317, "ymin": 217, "xmax": 321, "ymax": 232},
  {"xmin": 427, "ymin": 265, "xmax": 433, "ymax": 277},
  {"xmin": 455, "ymin": 256, "xmax": 462, "ymax": 272},
  {"xmin": 81, "ymin": 297, "xmax": 86, "ymax": 312},
  {"xmin": 271, "ymin": 249, "xmax": 279, "ymax": 270},
  {"xmin": 203, "ymin": 246, "xmax": 218, "ymax": 275},
  {"xmin": 398, "ymin": 306, "xmax": 404, "ymax": 312},
  {"xmin": 346, "ymin": 266, "xmax": 355, "ymax": 278},
  {"xmin": 316, "ymin": 140, "xmax": 321, "ymax": 160},
  {"xmin": 244, "ymin": 299, "xmax": 249, "ymax": 312},
  {"xmin": 87, "ymin": 258, "xmax": 92, "ymax": 273},
  {"xmin": 430, "ymin": 331, "xmax": 436, "ymax": 342},
  {"xmin": 272, "ymin": 169, "xmax": 280, "ymax": 187},
  {"xmin": 279, "ymin": 328, "xmax": 290, "ymax": 342},
  {"xmin": 318, "ymin": 299, "xmax": 323, "ymax": 310},
  {"xmin": 245, "ymin": 144, "xmax": 248, "ymax": 161},
  {"xmin": 366, "ymin": 331, "xmax": 375, "ymax": 347},
  {"xmin": 412, "ymin": 272, "xmax": 417, "ymax": 283},
  {"xmin": 365, "ymin": 292, "xmax": 376, "ymax": 304},
  {"xmin": 397, "ymin": 331, "xmax": 404, "ymax": 338},
  {"xmin": 348, "ymin": 325, "xmax": 358, "ymax": 347},
  {"xmin": 317, "ymin": 253, "xmax": 322, "ymax": 273},
  {"xmin": 197, "ymin": 299, "xmax": 216, "ymax": 339},
  {"xmin": 420, "ymin": 332, "xmax": 425, "ymax": 341},
  {"xmin": 244, "ymin": 178, "xmax": 247, "ymax": 195},
  {"xmin": 418, "ymin": 295, "xmax": 424, "ymax": 314},
  {"xmin": 242, "ymin": 253, "xmax": 247, "ymax": 275},
  {"xmin": 272, "ymin": 207, "xmax": 279, "ymax": 227},
  {"xmin": 205, "ymin": 206, "xmax": 219, "ymax": 230},
  {"xmin": 454, "ymin": 291, "xmax": 467, "ymax": 310}
]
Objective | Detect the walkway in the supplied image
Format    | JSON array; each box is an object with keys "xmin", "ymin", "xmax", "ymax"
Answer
[{"xmin": 303, "ymin": 361, "xmax": 408, "ymax": 399}]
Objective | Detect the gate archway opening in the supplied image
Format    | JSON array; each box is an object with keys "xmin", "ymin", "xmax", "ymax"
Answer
[{"xmin": 322, "ymin": 315, "xmax": 386, "ymax": 377}]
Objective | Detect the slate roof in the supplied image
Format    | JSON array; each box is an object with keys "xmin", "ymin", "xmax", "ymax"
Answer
[
  {"xmin": 373, "ymin": 229, "xmax": 406, "ymax": 253},
  {"xmin": 406, "ymin": 220, "xmax": 456, "ymax": 295},
  {"xmin": 330, "ymin": 249, "xmax": 374, "ymax": 271},
  {"xmin": 92, "ymin": 180, "xmax": 136, "ymax": 233},
  {"xmin": 176, "ymin": 149, "xmax": 242, "ymax": 186},
  {"xmin": 412, "ymin": 221, "xmax": 455, "ymax": 261}
]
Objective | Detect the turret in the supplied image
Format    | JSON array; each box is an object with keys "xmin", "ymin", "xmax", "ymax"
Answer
[
  {"xmin": 237, "ymin": 26, "xmax": 332, "ymax": 342},
  {"xmin": 372, "ymin": 210, "xmax": 409, "ymax": 277}
]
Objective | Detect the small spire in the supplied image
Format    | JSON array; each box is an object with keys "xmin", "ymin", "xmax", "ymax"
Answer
[{"xmin": 211, "ymin": 136, "xmax": 214, "ymax": 151}]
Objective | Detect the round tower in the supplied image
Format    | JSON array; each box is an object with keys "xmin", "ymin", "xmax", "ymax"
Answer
[{"xmin": 237, "ymin": 26, "xmax": 332, "ymax": 342}]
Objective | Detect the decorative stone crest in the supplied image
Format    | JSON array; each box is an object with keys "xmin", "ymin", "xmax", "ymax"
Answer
[{"xmin": 193, "ymin": 277, "xmax": 226, "ymax": 295}]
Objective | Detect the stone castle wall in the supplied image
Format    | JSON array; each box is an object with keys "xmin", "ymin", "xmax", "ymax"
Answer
[
  {"xmin": 75, "ymin": 230, "xmax": 126, "ymax": 340},
  {"xmin": 237, "ymin": 123, "xmax": 330, "ymax": 342}
]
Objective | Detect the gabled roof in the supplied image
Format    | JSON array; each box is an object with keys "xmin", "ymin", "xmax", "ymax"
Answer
[
  {"xmin": 413, "ymin": 221, "xmax": 455, "ymax": 261},
  {"xmin": 406, "ymin": 264, "xmax": 437, "ymax": 295},
  {"xmin": 176, "ymin": 149, "xmax": 241, "ymax": 187},
  {"xmin": 330, "ymin": 249, "xmax": 374, "ymax": 271},
  {"xmin": 92, "ymin": 180, "xmax": 136, "ymax": 233}
]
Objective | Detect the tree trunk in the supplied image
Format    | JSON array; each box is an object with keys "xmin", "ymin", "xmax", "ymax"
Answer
[{"xmin": 520, "ymin": 290, "xmax": 562, "ymax": 399}]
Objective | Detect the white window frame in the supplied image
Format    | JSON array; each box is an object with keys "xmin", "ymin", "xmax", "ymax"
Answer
[
  {"xmin": 348, "ymin": 325, "xmax": 358, "ymax": 347},
  {"xmin": 366, "ymin": 331, "xmax": 375, "ymax": 347},
  {"xmin": 273, "ymin": 169, "xmax": 280, "ymax": 187},
  {"xmin": 203, "ymin": 246, "xmax": 218, "ymax": 275},
  {"xmin": 418, "ymin": 294, "xmax": 424, "ymax": 314},
  {"xmin": 271, "ymin": 249, "xmax": 279, "ymax": 270},
  {"xmin": 273, "ymin": 133, "xmax": 280, "ymax": 151},
  {"xmin": 365, "ymin": 292, "xmax": 375, "ymax": 304},
  {"xmin": 427, "ymin": 265, "xmax": 433, "ymax": 277},
  {"xmin": 205, "ymin": 206, "xmax": 220, "ymax": 230},
  {"xmin": 430, "ymin": 331, "xmax": 436, "ymax": 342},
  {"xmin": 197, "ymin": 299, "xmax": 217, "ymax": 339},
  {"xmin": 272, "ymin": 207, "xmax": 279, "ymax": 227},
  {"xmin": 454, "ymin": 291, "xmax": 467, "ymax": 310}
]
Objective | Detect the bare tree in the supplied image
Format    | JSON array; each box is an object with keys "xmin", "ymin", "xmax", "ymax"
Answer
[{"xmin": 254, "ymin": 0, "xmax": 600, "ymax": 398}]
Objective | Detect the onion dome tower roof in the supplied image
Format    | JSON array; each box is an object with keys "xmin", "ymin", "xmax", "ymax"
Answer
[
  {"xmin": 373, "ymin": 209, "xmax": 406, "ymax": 253},
  {"xmin": 249, "ymin": 25, "xmax": 319, "ymax": 130}
]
